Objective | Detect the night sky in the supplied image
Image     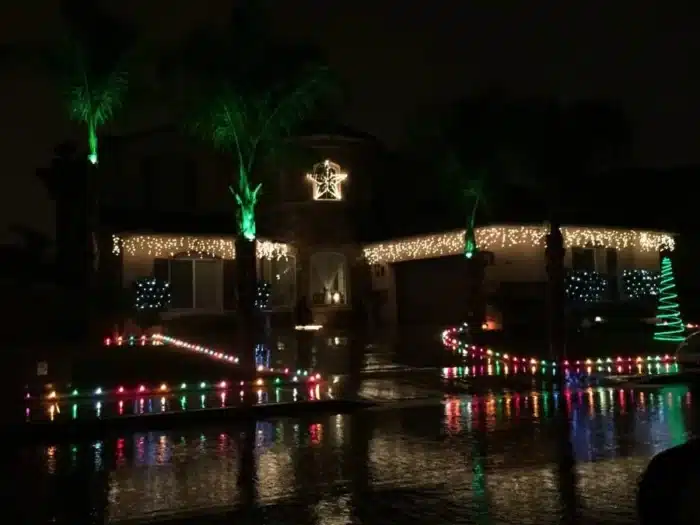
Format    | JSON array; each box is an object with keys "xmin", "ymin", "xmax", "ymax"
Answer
[{"xmin": 1, "ymin": 1, "xmax": 698, "ymax": 238}]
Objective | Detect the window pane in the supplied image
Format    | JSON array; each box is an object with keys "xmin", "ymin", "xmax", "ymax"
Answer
[
  {"xmin": 194, "ymin": 260, "xmax": 222, "ymax": 310},
  {"xmin": 268, "ymin": 256, "xmax": 296, "ymax": 308},
  {"xmin": 310, "ymin": 252, "xmax": 347, "ymax": 305},
  {"xmin": 571, "ymin": 248, "xmax": 595, "ymax": 272},
  {"xmin": 169, "ymin": 260, "xmax": 193, "ymax": 308}
]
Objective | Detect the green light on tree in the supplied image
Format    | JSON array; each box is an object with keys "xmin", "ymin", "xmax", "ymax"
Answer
[
  {"xmin": 654, "ymin": 256, "xmax": 685, "ymax": 343},
  {"xmin": 662, "ymin": 386, "xmax": 689, "ymax": 447},
  {"xmin": 2, "ymin": 1, "xmax": 135, "ymax": 166},
  {"xmin": 171, "ymin": 6, "xmax": 334, "ymax": 241},
  {"xmin": 463, "ymin": 178, "xmax": 483, "ymax": 259},
  {"xmin": 443, "ymin": 151, "xmax": 485, "ymax": 259}
]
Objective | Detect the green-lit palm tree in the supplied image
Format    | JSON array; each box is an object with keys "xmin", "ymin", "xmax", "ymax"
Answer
[
  {"xmin": 5, "ymin": 1, "xmax": 137, "ymax": 287},
  {"xmin": 15, "ymin": 1, "xmax": 136, "ymax": 166},
  {"xmin": 169, "ymin": 16, "xmax": 332, "ymax": 241},
  {"xmin": 162, "ymin": 3, "xmax": 335, "ymax": 367},
  {"xmin": 401, "ymin": 94, "xmax": 513, "ymax": 326}
]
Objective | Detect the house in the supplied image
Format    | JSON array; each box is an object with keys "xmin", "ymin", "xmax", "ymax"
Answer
[{"xmin": 100, "ymin": 127, "xmax": 675, "ymax": 331}]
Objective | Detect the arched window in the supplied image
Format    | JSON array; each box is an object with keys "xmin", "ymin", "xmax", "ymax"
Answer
[
  {"xmin": 259, "ymin": 255, "xmax": 296, "ymax": 308},
  {"xmin": 306, "ymin": 160, "xmax": 348, "ymax": 201},
  {"xmin": 309, "ymin": 252, "xmax": 348, "ymax": 306},
  {"xmin": 165, "ymin": 253, "xmax": 223, "ymax": 311}
]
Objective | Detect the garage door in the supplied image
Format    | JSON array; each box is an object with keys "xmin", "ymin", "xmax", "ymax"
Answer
[{"xmin": 393, "ymin": 255, "xmax": 469, "ymax": 326}]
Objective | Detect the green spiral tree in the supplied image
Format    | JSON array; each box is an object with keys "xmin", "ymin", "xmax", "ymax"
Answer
[{"xmin": 653, "ymin": 256, "xmax": 685, "ymax": 343}]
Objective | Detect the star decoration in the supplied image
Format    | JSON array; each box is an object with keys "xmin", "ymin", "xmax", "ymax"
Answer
[{"xmin": 306, "ymin": 160, "xmax": 348, "ymax": 200}]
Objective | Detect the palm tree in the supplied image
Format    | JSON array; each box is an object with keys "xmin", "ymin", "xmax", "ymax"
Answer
[
  {"xmin": 401, "ymin": 94, "xmax": 514, "ymax": 326},
  {"xmin": 8, "ymin": 1, "xmax": 136, "ymax": 166},
  {"xmin": 162, "ymin": 3, "xmax": 335, "ymax": 369},
  {"xmin": 506, "ymin": 98, "xmax": 630, "ymax": 524},
  {"xmin": 506, "ymin": 97, "xmax": 631, "ymax": 351},
  {"xmin": 5, "ymin": 1, "xmax": 138, "ymax": 296},
  {"xmin": 63, "ymin": 6, "xmax": 131, "ymax": 168}
]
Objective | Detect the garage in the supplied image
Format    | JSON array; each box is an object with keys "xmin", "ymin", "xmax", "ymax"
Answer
[{"xmin": 393, "ymin": 255, "xmax": 469, "ymax": 326}]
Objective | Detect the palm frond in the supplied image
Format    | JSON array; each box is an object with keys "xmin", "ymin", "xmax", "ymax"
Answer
[
  {"xmin": 262, "ymin": 65, "xmax": 333, "ymax": 137},
  {"xmin": 248, "ymin": 64, "xmax": 335, "ymax": 168},
  {"xmin": 68, "ymin": 64, "xmax": 128, "ymax": 126}
]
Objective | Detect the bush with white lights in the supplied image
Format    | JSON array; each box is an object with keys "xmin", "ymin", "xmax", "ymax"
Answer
[
  {"xmin": 134, "ymin": 277, "xmax": 171, "ymax": 312},
  {"xmin": 622, "ymin": 269, "xmax": 659, "ymax": 300},
  {"xmin": 255, "ymin": 280, "xmax": 271, "ymax": 311},
  {"xmin": 565, "ymin": 270, "xmax": 607, "ymax": 303}
]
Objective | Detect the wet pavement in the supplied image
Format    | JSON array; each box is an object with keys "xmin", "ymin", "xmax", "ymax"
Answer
[{"xmin": 11, "ymin": 334, "xmax": 696, "ymax": 524}]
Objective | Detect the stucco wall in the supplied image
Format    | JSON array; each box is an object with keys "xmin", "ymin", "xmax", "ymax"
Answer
[
  {"xmin": 631, "ymin": 249, "xmax": 661, "ymax": 270},
  {"xmin": 486, "ymin": 243, "xmax": 547, "ymax": 283},
  {"xmin": 123, "ymin": 253, "xmax": 154, "ymax": 288}
]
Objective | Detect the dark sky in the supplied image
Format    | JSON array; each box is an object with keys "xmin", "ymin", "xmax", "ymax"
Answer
[{"xmin": 1, "ymin": 1, "xmax": 698, "ymax": 238}]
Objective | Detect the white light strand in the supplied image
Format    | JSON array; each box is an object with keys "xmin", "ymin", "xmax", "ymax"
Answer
[
  {"xmin": 363, "ymin": 226, "xmax": 675, "ymax": 265},
  {"xmin": 112, "ymin": 234, "xmax": 291, "ymax": 260}
]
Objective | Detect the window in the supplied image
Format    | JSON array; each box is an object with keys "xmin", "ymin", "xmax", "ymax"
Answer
[
  {"xmin": 605, "ymin": 248, "xmax": 618, "ymax": 275},
  {"xmin": 309, "ymin": 252, "xmax": 348, "ymax": 305},
  {"xmin": 306, "ymin": 160, "xmax": 348, "ymax": 200},
  {"xmin": 571, "ymin": 247, "xmax": 595, "ymax": 272},
  {"xmin": 169, "ymin": 259, "xmax": 193, "ymax": 308},
  {"xmin": 260, "ymin": 256, "xmax": 296, "ymax": 308},
  {"xmin": 193, "ymin": 260, "xmax": 222, "ymax": 309},
  {"xmin": 167, "ymin": 257, "xmax": 223, "ymax": 310}
]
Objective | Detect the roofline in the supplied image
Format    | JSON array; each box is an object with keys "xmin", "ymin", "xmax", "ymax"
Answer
[
  {"xmin": 114, "ymin": 223, "xmax": 676, "ymax": 243},
  {"xmin": 363, "ymin": 223, "xmax": 677, "ymax": 248}
]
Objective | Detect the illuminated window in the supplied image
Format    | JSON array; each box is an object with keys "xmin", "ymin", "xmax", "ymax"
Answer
[
  {"xmin": 306, "ymin": 160, "xmax": 347, "ymax": 200},
  {"xmin": 259, "ymin": 255, "xmax": 296, "ymax": 308},
  {"xmin": 309, "ymin": 252, "xmax": 348, "ymax": 305}
]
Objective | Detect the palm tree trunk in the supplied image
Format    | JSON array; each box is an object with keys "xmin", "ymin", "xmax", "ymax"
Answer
[
  {"xmin": 84, "ymin": 161, "xmax": 102, "ymax": 345},
  {"xmin": 545, "ymin": 220, "xmax": 566, "ymax": 363},
  {"xmin": 235, "ymin": 236, "xmax": 258, "ymax": 377},
  {"xmin": 464, "ymin": 198, "xmax": 485, "ymax": 328},
  {"xmin": 465, "ymin": 255, "xmax": 486, "ymax": 329},
  {"xmin": 545, "ymin": 219, "xmax": 580, "ymax": 524},
  {"xmin": 88, "ymin": 124, "xmax": 99, "ymax": 165}
]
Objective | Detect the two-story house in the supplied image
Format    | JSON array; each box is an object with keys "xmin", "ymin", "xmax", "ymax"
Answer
[{"xmin": 99, "ymin": 126, "xmax": 675, "ymax": 331}]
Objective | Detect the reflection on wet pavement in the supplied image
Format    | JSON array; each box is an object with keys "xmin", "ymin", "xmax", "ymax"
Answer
[
  {"xmin": 15, "ymin": 381, "xmax": 693, "ymax": 525},
  {"xmin": 14, "ymin": 333, "xmax": 697, "ymax": 524}
]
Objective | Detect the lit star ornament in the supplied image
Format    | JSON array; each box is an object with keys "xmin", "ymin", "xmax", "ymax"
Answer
[{"xmin": 306, "ymin": 160, "xmax": 347, "ymax": 200}]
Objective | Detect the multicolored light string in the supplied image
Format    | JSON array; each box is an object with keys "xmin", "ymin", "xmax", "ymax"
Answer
[
  {"xmin": 104, "ymin": 335, "xmax": 158, "ymax": 347},
  {"xmin": 104, "ymin": 334, "xmax": 321, "ymax": 379},
  {"xmin": 441, "ymin": 324, "xmax": 678, "ymax": 372},
  {"xmin": 654, "ymin": 256, "xmax": 686, "ymax": 343},
  {"xmin": 27, "ymin": 373, "xmax": 334, "ymax": 402},
  {"xmin": 31, "ymin": 384, "xmax": 335, "ymax": 422}
]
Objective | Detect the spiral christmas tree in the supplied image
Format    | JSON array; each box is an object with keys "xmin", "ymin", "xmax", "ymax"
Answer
[{"xmin": 653, "ymin": 256, "xmax": 685, "ymax": 343}]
